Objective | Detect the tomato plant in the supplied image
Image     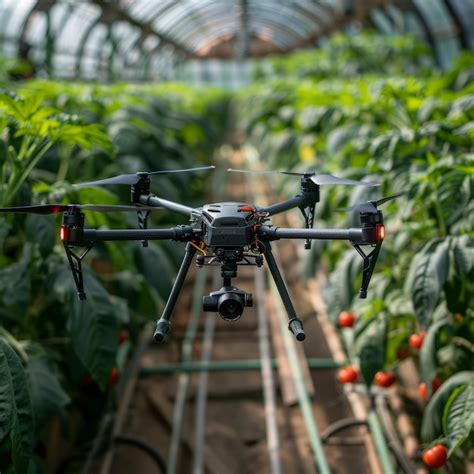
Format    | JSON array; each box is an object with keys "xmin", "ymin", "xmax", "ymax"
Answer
[
  {"xmin": 0, "ymin": 82, "xmax": 229, "ymax": 472},
  {"xmin": 238, "ymin": 35, "xmax": 474, "ymax": 467}
]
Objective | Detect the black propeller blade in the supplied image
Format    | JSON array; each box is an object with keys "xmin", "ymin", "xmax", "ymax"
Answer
[
  {"xmin": 227, "ymin": 168, "xmax": 378, "ymax": 186},
  {"xmin": 0, "ymin": 204, "xmax": 163, "ymax": 215},
  {"xmin": 343, "ymin": 192, "xmax": 406, "ymax": 214},
  {"xmin": 74, "ymin": 165, "xmax": 216, "ymax": 187}
]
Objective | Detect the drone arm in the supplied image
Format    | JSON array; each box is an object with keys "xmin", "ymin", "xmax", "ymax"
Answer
[
  {"xmin": 261, "ymin": 195, "xmax": 310, "ymax": 217},
  {"xmin": 138, "ymin": 194, "xmax": 194, "ymax": 217},
  {"xmin": 257, "ymin": 226, "xmax": 365, "ymax": 241},
  {"xmin": 79, "ymin": 225, "xmax": 195, "ymax": 242}
]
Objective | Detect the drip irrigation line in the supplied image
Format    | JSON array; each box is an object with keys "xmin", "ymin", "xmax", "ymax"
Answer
[
  {"xmin": 367, "ymin": 410, "xmax": 396, "ymax": 474},
  {"xmin": 167, "ymin": 268, "xmax": 208, "ymax": 474},
  {"xmin": 113, "ymin": 436, "xmax": 167, "ymax": 473},
  {"xmin": 255, "ymin": 267, "xmax": 282, "ymax": 474},
  {"xmin": 193, "ymin": 268, "xmax": 219, "ymax": 474},
  {"xmin": 248, "ymin": 155, "xmax": 331, "ymax": 474},
  {"xmin": 192, "ymin": 164, "xmax": 226, "ymax": 474},
  {"xmin": 374, "ymin": 394, "xmax": 417, "ymax": 474}
]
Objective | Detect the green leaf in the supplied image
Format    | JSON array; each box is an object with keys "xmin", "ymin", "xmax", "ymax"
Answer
[
  {"xmin": 355, "ymin": 315, "xmax": 387, "ymax": 386},
  {"xmin": 421, "ymin": 371, "xmax": 474, "ymax": 443},
  {"xmin": 0, "ymin": 339, "xmax": 34, "ymax": 473},
  {"xmin": 133, "ymin": 243, "xmax": 173, "ymax": 301},
  {"xmin": 326, "ymin": 250, "xmax": 360, "ymax": 322},
  {"xmin": 27, "ymin": 353, "xmax": 70, "ymax": 432},
  {"xmin": 453, "ymin": 236, "xmax": 473, "ymax": 276},
  {"xmin": 0, "ymin": 341, "xmax": 13, "ymax": 442},
  {"xmin": 69, "ymin": 272, "xmax": 118, "ymax": 390},
  {"xmin": 411, "ymin": 238, "xmax": 450, "ymax": 329},
  {"xmin": 0, "ymin": 245, "xmax": 31, "ymax": 309},
  {"xmin": 25, "ymin": 214, "xmax": 56, "ymax": 257},
  {"xmin": 443, "ymin": 383, "xmax": 474, "ymax": 455},
  {"xmin": 419, "ymin": 320, "xmax": 450, "ymax": 392}
]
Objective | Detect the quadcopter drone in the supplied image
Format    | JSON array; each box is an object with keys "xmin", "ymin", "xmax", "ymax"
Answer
[{"xmin": 0, "ymin": 166, "xmax": 402, "ymax": 342}]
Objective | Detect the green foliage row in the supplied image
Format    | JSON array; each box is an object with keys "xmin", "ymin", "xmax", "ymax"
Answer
[
  {"xmin": 253, "ymin": 32, "xmax": 433, "ymax": 80},
  {"xmin": 0, "ymin": 80, "xmax": 229, "ymax": 472},
  {"xmin": 237, "ymin": 34, "xmax": 473, "ymax": 467}
]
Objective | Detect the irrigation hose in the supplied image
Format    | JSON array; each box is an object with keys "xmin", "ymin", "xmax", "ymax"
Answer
[
  {"xmin": 374, "ymin": 394, "xmax": 417, "ymax": 474},
  {"xmin": 113, "ymin": 435, "xmax": 166, "ymax": 473}
]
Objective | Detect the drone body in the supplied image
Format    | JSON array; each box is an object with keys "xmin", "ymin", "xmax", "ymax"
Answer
[{"xmin": 0, "ymin": 167, "xmax": 400, "ymax": 343}]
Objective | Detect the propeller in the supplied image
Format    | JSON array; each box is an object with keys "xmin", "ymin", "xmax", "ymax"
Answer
[
  {"xmin": 74, "ymin": 165, "xmax": 216, "ymax": 187},
  {"xmin": 342, "ymin": 192, "xmax": 406, "ymax": 214},
  {"xmin": 227, "ymin": 168, "xmax": 378, "ymax": 187},
  {"xmin": 0, "ymin": 204, "xmax": 163, "ymax": 215}
]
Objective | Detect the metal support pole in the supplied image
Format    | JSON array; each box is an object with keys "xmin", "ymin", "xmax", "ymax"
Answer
[{"xmin": 139, "ymin": 358, "xmax": 341, "ymax": 376}]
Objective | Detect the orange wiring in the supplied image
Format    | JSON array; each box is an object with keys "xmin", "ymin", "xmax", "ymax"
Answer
[{"xmin": 190, "ymin": 241, "xmax": 207, "ymax": 255}]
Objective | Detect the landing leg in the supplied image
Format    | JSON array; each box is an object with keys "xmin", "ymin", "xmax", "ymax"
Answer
[
  {"xmin": 262, "ymin": 241, "xmax": 305, "ymax": 341},
  {"xmin": 154, "ymin": 242, "xmax": 197, "ymax": 342}
]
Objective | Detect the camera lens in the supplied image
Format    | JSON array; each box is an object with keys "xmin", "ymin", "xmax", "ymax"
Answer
[{"xmin": 218, "ymin": 293, "xmax": 244, "ymax": 321}]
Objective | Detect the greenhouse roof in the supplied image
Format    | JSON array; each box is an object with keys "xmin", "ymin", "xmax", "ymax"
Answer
[{"xmin": 0, "ymin": 0, "xmax": 473, "ymax": 81}]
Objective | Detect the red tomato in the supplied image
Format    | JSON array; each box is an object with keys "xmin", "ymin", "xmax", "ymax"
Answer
[
  {"xmin": 409, "ymin": 332, "xmax": 425, "ymax": 349},
  {"xmin": 419, "ymin": 377, "xmax": 442, "ymax": 401},
  {"xmin": 374, "ymin": 371, "xmax": 396, "ymax": 388},
  {"xmin": 338, "ymin": 365, "xmax": 358, "ymax": 383},
  {"xmin": 422, "ymin": 444, "xmax": 448, "ymax": 468},
  {"xmin": 108, "ymin": 367, "xmax": 120, "ymax": 387},
  {"xmin": 118, "ymin": 329, "xmax": 129, "ymax": 344},
  {"xmin": 338, "ymin": 311, "xmax": 356, "ymax": 328}
]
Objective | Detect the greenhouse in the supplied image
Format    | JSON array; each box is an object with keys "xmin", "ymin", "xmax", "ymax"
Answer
[{"xmin": 0, "ymin": 1, "xmax": 473, "ymax": 473}]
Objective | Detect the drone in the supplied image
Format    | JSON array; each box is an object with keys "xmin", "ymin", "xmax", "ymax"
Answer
[{"xmin": 0, "ymin": 166, "xmax": 402, "ymax": 342}]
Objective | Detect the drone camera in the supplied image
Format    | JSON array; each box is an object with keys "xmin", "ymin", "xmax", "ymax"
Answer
[{"xmin": 203, "ymin": 286, "xmax": 253, "ymax": 321}]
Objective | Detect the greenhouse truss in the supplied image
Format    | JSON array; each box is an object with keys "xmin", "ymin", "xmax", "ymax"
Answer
[{"xmin": 0, "ymin": 0, "xmax": 473, "ymax": 86}]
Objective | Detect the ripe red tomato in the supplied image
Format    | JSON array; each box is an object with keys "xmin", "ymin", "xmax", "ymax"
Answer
[
  {"xmin": 419, "ymin": 377, "xmax": 442, "ymax": 401},
  {"xmin": 374, "ymin": 371, "xmax": 396, "ymax": 388},
  {"xmin": 108, "ymin": 367, "xmax": 120, "ymax": 387},
  {"xmin": 338, "ymin": 311, "xmax": 356, "ymax": 328},
  {"xmin": 409, "ymin": 332, "xmax": 425, "ymax": 349},
  {"xmin": 118, "ymin": 329, "xmax": 129, "ymax": 344},
  {"xmin": 422, "ymin": 444, "xmax": 448, "ymax": 468},
  {"xmin": 338, "ymin": 365, "xmax": 358, "ymax": 383}
]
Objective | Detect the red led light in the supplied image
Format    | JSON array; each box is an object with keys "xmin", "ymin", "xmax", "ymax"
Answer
[
  {"xmin": 376, "ymin": 224, "xmax": 385, "ymax": 241},
  {"xmin": 60, "ymin": 226, "xmax": 67, "ymax": 241}
]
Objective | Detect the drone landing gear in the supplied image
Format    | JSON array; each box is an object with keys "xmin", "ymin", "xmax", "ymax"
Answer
[
  {"xmin": 154, "ymin": 242, "xmax": 197, "ymax": 342},
  {"xmin": 352, "ymin": 241, "xmax": 382, "ymax": 298},
  {"xmin": 263, "ymin": 241, "xmax": 306, "ymax": 341},
  {"xmin": 63, "ymin": 243, "xmax": 94, "ymax": 301}
]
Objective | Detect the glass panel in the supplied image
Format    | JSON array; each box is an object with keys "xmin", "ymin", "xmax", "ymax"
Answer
[
  {"xmin": 55, "ymin": 3, "xmax": 101, "ymax": 54},
  {"xmin": 25, "ymin": 11, "xmax": 47, "ymax": 46},
  {"xmin": 413, "ymin": 0, "xmax": 455, "ymax": 35},
  {"xmin": 451, "ymin": 0, "xmax": 474, "ymax": 49},
  {"xmin": 3, "ymin": 0, "xmax": 35, "ymax": 38},
  {"xmin": 84, "ymin": 23, "xmax": 108, "ymax": 57},
  {"xmin": 370, "ymin": 9, "xmax": 394, "ymax": 35}
]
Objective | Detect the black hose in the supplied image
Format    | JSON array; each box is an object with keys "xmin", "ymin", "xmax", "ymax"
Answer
[{"xmin": 113, "ymin": 435, "xmax": 167, "ymax": 474}]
